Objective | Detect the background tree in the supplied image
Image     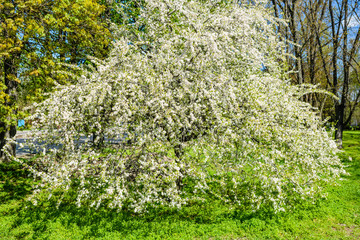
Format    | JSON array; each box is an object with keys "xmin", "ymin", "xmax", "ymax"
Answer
[
  {"xmin": 328, "ymin": 0, "xmax": 360, "ymax": 146},
  {"xmin": 0, "ymin": 0, "xmax": 112, "ymax": 160},
  {"xmin": 270, "ymin": 0, "xmax": 360, "ymax": 148}
]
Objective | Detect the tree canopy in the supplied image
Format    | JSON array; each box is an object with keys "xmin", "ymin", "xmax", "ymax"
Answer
[
  {"xmin": 0, "ymin": 0, "xmax": 112, "ymax": 159},
  {"xmin": 11, "ymin": 0, "xmax": 344, "ymax": 213}
]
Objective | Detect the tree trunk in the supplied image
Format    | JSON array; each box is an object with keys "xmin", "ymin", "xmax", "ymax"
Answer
[
  {"xmin": 335, "ymin": 102, "xmax": 345, "ymax": 148},
  {"xmin": 334, "ymin": 0, "xmax": 350, "ymax": 149},
  {"xmin": 329, "ymin": 0, "xmax": 342, "ymax": 148},
  {"xmin": 0, "ymin": 56, "xmax": 18, "ymax": 161}
]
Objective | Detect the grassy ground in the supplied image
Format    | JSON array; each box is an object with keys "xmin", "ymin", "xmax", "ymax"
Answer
[{"xmin": 1, "ymin": 132, "xmax": 360, "ymax": 239}]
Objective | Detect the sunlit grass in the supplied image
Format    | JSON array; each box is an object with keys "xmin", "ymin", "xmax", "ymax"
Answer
[{"xmin": 1, "ymin": 132, "xmax": 360, "ymax": 239}]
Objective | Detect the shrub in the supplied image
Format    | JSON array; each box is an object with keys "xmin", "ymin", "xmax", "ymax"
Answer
[{"xmin": 15, "ymin": 0, "xmax": 344, "ymax": 213}]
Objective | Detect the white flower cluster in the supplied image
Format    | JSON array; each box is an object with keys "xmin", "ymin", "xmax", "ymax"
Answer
[{"xmin": 20, "ymin": 0, "xmax": 344, "ymax": 212}]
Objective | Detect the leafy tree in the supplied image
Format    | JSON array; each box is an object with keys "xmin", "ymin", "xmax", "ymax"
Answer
[
  {"xmin": 270, "ymin": 0, "xmax": 360, "ymax": 147},
  {"xmin": 0, "ymin": 0, "xmax": 112, "ymax": 160},
  {"xmin": 100, "ymin": 0, "xmax": 143, "ymax": 25},
  {"xmin": 17, "ymin": 0, "xmax": 344, "ymax": 213}
]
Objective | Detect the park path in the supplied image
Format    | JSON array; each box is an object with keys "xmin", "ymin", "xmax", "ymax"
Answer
[
  {"xmin": 15, "ymin": 130, "xmax": 124, "ymax": 157},
  {"xmin": 15, "ymin": 130, "xmax": 33, "ymax": 157}
]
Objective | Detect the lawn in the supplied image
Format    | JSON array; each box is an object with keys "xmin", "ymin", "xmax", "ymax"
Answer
[{"xmin": 0, "ymin": 131, "xmax": 359, "ymax": 239}]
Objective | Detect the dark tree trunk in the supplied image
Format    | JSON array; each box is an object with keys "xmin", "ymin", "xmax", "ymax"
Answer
[
  {"xmin": 335, "ymin": 103, "xmax": 345, "ymax": 148},
  {"xmin": 329, "ymin": 0, "xmax": 343, "ymax": 148},
  {"xmin": 0, "ymin": 56, "xmax": 18, "ymax": 161},
  {"xmin": 0, "ymin": 1, "xmax": 20, "ymax": 161}
]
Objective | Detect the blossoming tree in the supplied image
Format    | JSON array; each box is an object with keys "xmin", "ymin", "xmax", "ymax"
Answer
[{"xmin": 14, "ymin": 0, "xmax": 344, "ymax": 212}]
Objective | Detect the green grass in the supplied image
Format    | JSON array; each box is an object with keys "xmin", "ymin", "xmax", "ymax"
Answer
[{"xmin": 1, "ymin": 132, "xmax": 360, "ymax": 239}]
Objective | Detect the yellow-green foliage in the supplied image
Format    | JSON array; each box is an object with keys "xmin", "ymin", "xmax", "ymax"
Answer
[{"xmin": 0, "ymin": 0, "xmax": 112, "ymax": 124}]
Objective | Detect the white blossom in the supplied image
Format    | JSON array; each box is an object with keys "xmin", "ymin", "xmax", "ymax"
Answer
[{"xmin": 17, "ymin": 0, "xmax": 344, "ymax": 213}]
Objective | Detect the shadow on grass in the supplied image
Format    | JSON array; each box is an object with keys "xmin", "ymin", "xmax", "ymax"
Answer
[
  {"xmin": 0, "ymin": 162, "xmax": 32, "ymax": 202},
  {"xmin": 0, "ymin": 164, "xmax": 329, "ymax": 239},
  {"xmin": 3, "ymin": 129, "xmax": 360, "ymax": 239},
  {"xmin": 10, "ymin": 196, "xmax": 282, "ymax": 239},
  {"xmin": 0, "ymin": 161, "xmax": 276, "ymax": 238}
]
